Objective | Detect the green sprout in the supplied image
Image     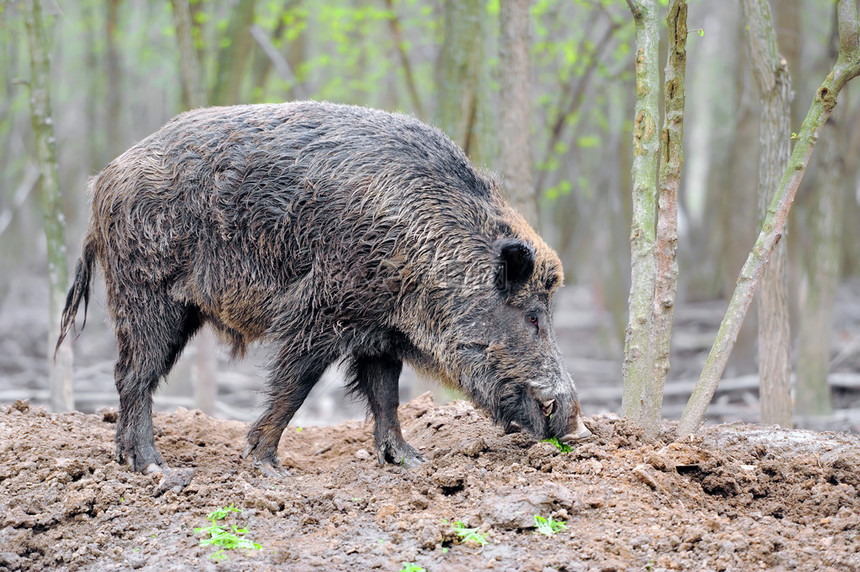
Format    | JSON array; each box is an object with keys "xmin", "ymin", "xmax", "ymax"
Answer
[
  {"xmin": 194, "ymin": 504, "xmax": 261, "ymax": 562},
  {"xmin": 533, "ymin": 514, "xmax": 567, "ymax": 536},
  {"xmin": 451, "ymin": 520, "xmax": 488, "ymax": 546},
  {"xmin": 541, "ymin": 437, "xmax": 573, "ymax": 453},
  {"xmin": 400, "ymin": 563, "xmax": 426, "ymax": 572}
]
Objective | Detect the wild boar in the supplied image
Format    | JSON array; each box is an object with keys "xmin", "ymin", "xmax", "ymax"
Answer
[{"xmin": 56, "ymin": 101, "xmax": 590, "ymax": 477}]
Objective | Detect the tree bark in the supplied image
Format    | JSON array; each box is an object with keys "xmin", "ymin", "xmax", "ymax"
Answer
[
  {"xmin": 741, "ymin": 0, "xmax": 793, "ymax": 427},
  {"xmin": 678, "ymin": 0, "xmax": 860, "ymax": 439},
  {"xmin": 105, "ymin": 0, "xmax": 122, "ymax": 153},
  {"xmin": 621, "ymin": 0, "xmax": 659, "ymax": 428},
  {"xmin": 498, "ymin": 0, "xmax": 536, "ymax": 226},
  {"xmin": 210, "ymin": 0, "xmax": 257, "ymax": 106},
  {"xmin": 384, "ymin": 0, "xmax": 425, "ymax": 118},
  {"xmin": 644, "ymin": 0, "xmax": 686, "ymax": 435},
  {"xmin": 435, "ymin": 0, "xmax": 493, "ymax": 168},
  {"xmin": 25, "ymin": 0, "xmax": 73, "ymax": 412},
  {"xmin": 795, "ymin": 124, "xmax": 841, "ymax": 416},
  {"xmin": 170, "ymin": 0, "xmax": 206, "ymax": 109}
]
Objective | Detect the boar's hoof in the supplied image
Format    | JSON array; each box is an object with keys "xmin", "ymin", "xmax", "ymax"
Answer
[
  {"xmin": 255, "ymin": 458, "xmax": 291, "ymax": 478},
  {"xmin": 377, "ymin": 440, "xmax": 425, "ymax": 469},
  {"xmin": 116, "ymin": 442, "xmax": 166, "ymax": 474},
  {"xmin": 242, "ymin": 443, "xmax": 291, "ymax": 478}
]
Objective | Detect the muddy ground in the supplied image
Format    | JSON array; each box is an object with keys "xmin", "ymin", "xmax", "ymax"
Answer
[{"xmin": 1, "ymin": 394, "xmax": 858, "ymax": 571}]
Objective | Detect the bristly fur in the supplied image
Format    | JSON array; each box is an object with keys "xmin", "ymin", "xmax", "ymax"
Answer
[{"xmin": 56, "ymin": 101, "xmax": 585, "ymax": 474}]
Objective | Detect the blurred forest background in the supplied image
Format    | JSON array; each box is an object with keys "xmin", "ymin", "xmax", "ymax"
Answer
[{"xmin": 1, "ymin": 0, "xmax": 859, "ymax": 429}]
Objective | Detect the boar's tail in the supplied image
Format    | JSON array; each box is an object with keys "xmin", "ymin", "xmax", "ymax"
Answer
[{"xmin": 54, "ymin": 238, "xmax": 97, "ymax": 360}]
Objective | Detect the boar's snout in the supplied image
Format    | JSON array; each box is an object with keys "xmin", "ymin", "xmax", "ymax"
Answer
[
  {"xmin": 561, "ymin": 410, "xmax": 592, "ymax": 444},
  {"xmin": 533, "ymin": 385, "xmax": 591, "ymax": 444}
]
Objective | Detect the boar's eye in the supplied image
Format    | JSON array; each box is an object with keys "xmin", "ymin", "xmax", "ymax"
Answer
[{"xmin": 526, "ymin": 313, "xmax": 539, "ymax": 330}]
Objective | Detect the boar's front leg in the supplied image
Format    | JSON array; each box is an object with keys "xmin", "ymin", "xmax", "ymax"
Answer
[
  {"xmin": 348, "ymin": 354, "xmax": 425, "ymax": 468},
  {"xmin": 244, "ymin": 350, "xmax": 333, "ymax": 477}
]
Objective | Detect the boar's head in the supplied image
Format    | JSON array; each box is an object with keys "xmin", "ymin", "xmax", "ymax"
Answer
[{"xmin": 433, "ymin": 224, "xmax": 591, "ymax": 446}]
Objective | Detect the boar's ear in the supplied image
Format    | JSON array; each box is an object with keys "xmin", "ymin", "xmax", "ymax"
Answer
[{"xmin": 494, "ymin": 239, "xmax": 535, "ymax": 293}]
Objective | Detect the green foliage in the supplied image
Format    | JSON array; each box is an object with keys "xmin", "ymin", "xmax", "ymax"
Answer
[
  {"xmin": 450, "ymin": 520, "xmax": 489, "ymax": 547},
  {"xmin": 541, "ymin": 436, "xmax": 573, "ymax": 453},
  {"xmin": 533, "ymin": 514, "xmax": 567, "ymax": 536},
  {"xmin": 194, "ymin": 504, "xmax": 261, "ymax": 563},
  {"xmin": 400, "ymin": 563, "xmax": 426, "ymax": 572}
]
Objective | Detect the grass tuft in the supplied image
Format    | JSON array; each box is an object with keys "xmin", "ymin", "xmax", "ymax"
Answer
[
  {"xmin": 541, "ymin": 437, "xmax": 573, "ymax": 453},
  {"xmin": 533, "ymin": 514, "xmax": 567, "ymax": 536},
  {"xmin": 194, "ymin": 504, "xmax": 261, "ymax": 562}
]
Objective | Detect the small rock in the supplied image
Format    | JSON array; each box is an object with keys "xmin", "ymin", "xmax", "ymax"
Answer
[
  {"xmin": 355, "ymin": 448, "xmax": 372, "ymax": 460},
  {"xmin": 632, "ymin": 464, "xmax": 662, "ymax": 491},
  {"xmin": 126, "ymin": 550, "xmax": 147, "ymax": 569},
  {"xmin": 154, "ymin": 468, "xmax": 194, "ymax": 496}
]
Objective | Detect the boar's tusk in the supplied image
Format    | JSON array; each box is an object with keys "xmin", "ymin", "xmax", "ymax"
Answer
[{"xmin": 541, "ymin": 399, "xmax": 555, "ymax": 417}]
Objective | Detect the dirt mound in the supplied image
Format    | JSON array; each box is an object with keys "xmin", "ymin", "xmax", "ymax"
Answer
[{"xmin": 0, "ymin": 395, "xmax": 857, "ymax": 571}]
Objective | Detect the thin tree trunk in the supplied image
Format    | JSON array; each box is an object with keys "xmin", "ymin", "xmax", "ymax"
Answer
[
  {"xmin": 192, "ymin": 327, "xmax": 217, "ymax": 415},
  {"xmin": 741, "ymin": 0, "xmax": 793, "ymax": 427},
  {"xmin": 621, "ymin": 0, "xmax": 659, "ymax": 427},
  {"xmin": 678, "ymin": 0, "xmax": 860, "ymax": 438},
  {"xmin": 384, "ymin": 0, "xmax": 424, "ymax": 118},
  {"xmin": 210, "ymin": 0, "xmax": 256, "ymax": 106},
  {"xmin": 169, "ymin": 0, "xmax": 217, "ymax": 413},
  {"xmin": 170, "ymin": 0, "xmax": 206, "ymax": 109},
  {"xmin": 796, "ymin": 125, "xmax": 841, "ymax": 416},
  {"xmin": 25, "ymin": 0, "xmax": 73, "ymax": 412},
  {"xmin": 106, "ymin": 0, "xmax": 122, "ymax": 153},
  {"xmin": 498, "ymin": 0, "xmax": 536, "ymax": 226},
  {"xmin": 435, "ymin": 0, "xmax": 493, "ymax": 167},
  {"xmin": 643, "ymin": 0, "xmax": 686, "ymax": 435}
]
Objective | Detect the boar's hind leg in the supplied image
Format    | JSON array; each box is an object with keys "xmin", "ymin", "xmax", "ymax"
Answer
[
  {"xmin": 114, "ymin": 300, "xmax": 203, "ymax": 473},
  {"xmin": 347, "ymin": 355, "xmax": 425, "ymax": 468},
  {"xmin": 244, "ymin": 351, "xmax": 333, "ymax": 477}
]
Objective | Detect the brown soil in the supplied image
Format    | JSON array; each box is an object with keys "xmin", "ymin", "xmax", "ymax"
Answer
[{"xmin": 1, "ymin": 395, "xmax": 858, "ymax": 572}]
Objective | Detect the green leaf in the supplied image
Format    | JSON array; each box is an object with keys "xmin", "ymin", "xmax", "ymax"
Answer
[{"xmin": 533, "ymin": 514, "xmax": 567, "ymax": 536}]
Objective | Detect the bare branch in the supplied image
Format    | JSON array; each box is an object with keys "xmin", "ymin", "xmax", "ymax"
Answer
[
  {"xmin": 249, "ymin": 24, "xmax": 309, "ymax": 101},
  {"xmin": 626, "ymin": 0, "xmax": 641, "ymax": 18},
  {"xmin": 384, "ymin": 0, "xmax": 425, "ymax": 118}
]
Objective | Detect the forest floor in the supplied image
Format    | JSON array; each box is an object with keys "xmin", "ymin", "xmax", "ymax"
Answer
[
  {"xmin": 1, "ymin": 394, "xmax": 859, "ymax": 571},
  {"xmin": 2, "ymin": 275, "xmax": 860, "ymax": 570}
]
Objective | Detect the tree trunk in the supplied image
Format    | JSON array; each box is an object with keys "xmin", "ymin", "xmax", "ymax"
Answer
[
  {"xmin": 678, "ymin": 0, "xmax": 860, "ymax": 438},
  {"xmin": 25, "ymin": 0, "xmax": 73, "ymax": 412},
  {"xmin": 106, "ymin": 0, "xmax": 122, "ymax": 154},
  {"xmin": 795, "ymin": 124, "xmax": 841, "ymax": 416},
  {"xmin": 210, "ymin": 0, "xmax": 257, "ymax": 106},
  {"xmin": 621, "ymin": 0, "xmax": 659, "ymax": 429},
  {"xmin": 498, "ymin": 0, "xmax": 536, "ymax": 226},
  {"xmin": 435, "ymin": 0, "xmax": 493, "ymax": 168},
  {"xmin": 384, "ymin": 0, "xmax": 425, "ymax": 118},
  {"xmin": 741, "ymin": 0, "xmax": 793, "ymax": 427},
  {"xmin": 645, "ymin": 0, "xmax": 686, "ymax": 434},
  {"xmin": 170, "ymin": 0, "xmax": 206, "ymax": 109},
  {"xmin": 717, "ymin": 19, "xmax": 758, "ymax": 371},
  {"xmin": 169, "ymin": 0, "xmax": 218, "ymax": 413}
]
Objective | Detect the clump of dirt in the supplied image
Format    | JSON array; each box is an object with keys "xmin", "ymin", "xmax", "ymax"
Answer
[{"xmin": 0, "ymin": 394, "xmax": 858, "ymax": 571}]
